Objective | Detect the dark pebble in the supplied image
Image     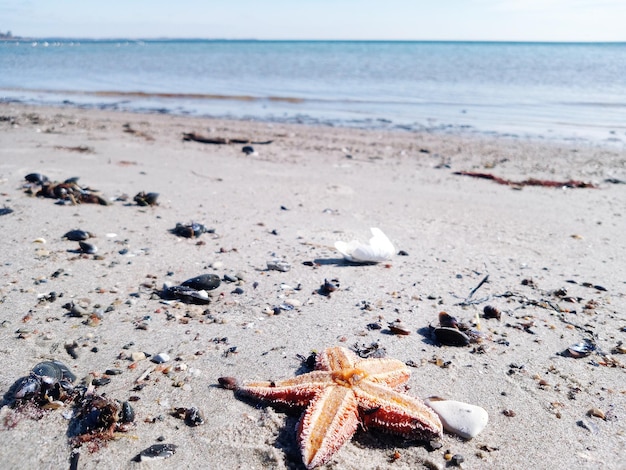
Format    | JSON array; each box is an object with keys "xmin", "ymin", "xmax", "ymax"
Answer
[
  {"xmin": 64, "ymin": 229, "xmax": 91, "ymax": 241},
  {"xmin": 181, "ymin": 273, "xmax": 221, "ymax": 291},
  {"xmin": 450, "ymin": 454, "xmax": 465, "ymax": 466},
  {"xmin": 134, "ymin": 444, "xmax": 177, "ymax": 462},
  {"xmin": 242, "ymin": 145, "xmax": 255, "ymax": 155},
  {"xmin": 92, "ymin": 377, "xmax": 111, "ymax": 387},
  {"xmin": 231, "ymin": 287, "xmax": 244, "ymax": 295},
  {"xmin": 105, "ymin": 368, "xmax": 123, "ymax": 375},
  {"xmin": 397, "ymin": 250, "xmax": 409, "ymax": 256}
]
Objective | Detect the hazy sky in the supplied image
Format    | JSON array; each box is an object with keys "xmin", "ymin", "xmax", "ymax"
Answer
[{"xmin": 1, "ymin": 0, "xmax": 625, "ymax": 42}]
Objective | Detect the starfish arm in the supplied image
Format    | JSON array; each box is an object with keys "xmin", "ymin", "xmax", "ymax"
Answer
[
  {"xmin": 315, "ymin": 346, "xmax": 358, "ymax": 372},
  {"xmin": 355, "ymin": 380, "xmax": 443, "ymax": 439},
  {"xmin": 297, "ymin": 386, "xmax": 360, "ymax": 469},
  {"xmin": 237, "ymin": 371, "xmax": 334, "ymax": 407},
  {"xmin": 354, "ymin": 357, "xmax": 410, "ymax": 388}
]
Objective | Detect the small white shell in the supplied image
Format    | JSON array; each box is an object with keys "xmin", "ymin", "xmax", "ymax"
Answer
[
  {"xmin": 425, "ymin": 397, "xmax": 489, "ymax": 439},
  {"xmin": 334, "ymin": 228, "xmax": 395, "ymax": 263}
]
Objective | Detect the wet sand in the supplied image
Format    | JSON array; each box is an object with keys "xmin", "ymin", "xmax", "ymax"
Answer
[{"xmin": 0, "ymin": 102, "xmax": 625, "ymax": 469}]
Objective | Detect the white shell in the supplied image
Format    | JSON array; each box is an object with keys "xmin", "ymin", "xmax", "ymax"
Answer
[
  {"xmin": 334, "ymin": 228, "xmax": 395, "ymax": 263},
  {"xmin": 152, "ymin": 353, "xmax": 171, "ymax": 364},
  {"xmin": 425, "ymin": 397, "xmax": 489, "ymax": 439}
]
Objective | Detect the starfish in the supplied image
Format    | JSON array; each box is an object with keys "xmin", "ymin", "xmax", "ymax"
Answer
[{"xmin": 227, "ymin": 346, "xmax": 442, "ymax": 469}]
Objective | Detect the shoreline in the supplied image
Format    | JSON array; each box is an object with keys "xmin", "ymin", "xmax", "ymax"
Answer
[{"xmin": 1, "ymin": 102, "xmax": 625, "ymax": 469}]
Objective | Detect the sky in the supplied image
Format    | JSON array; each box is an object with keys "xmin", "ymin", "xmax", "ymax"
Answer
[{"xmin": 1, "ymin": 0, "xmax": 625, "ymax": 42}]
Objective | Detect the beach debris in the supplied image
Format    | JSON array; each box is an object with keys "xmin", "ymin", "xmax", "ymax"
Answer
[
  {"xmin": 25, "ymin": 172, "xmax": 49, "ymax": 185},
  {"xmin": 388, "ymin": 319, "xmax": 412, "ymax": 336},
  {"xmin": 64, "ymin": 229, "xmax": 93, "ymax": 241},
  {"xmin": 482, "ymin": 305, "xmax": 501, "ymax": 320},
  {"xmin": 171, "ymin": 221, "xmax": 212, "ymax": 238},
  {"xmin": 453, "ymin": 171, "xmax": 596, "ymax": 189},
  {"xmin": 334, "ymin": 227, "xmax": 395, "ymax": 263},
  {"xmin": 223, "ymin": 346, "xmax": 442, "ymax": 469},
  {"xmin": 69, "ymin": 395, "xmax": 135, "ymax": 446},
  {"xmin": 0, "ymin": 206, "xmax": 14, "ymax": 216},
  {"xmin": 432, "ymin": 312, "xmax": 473, "ymax": 347},
  {"xmin": 242, "ymin": 145, "xmax": 256, "ymax": 155},
  {"xmin": 181, "ymin": 273, "xmax": 221, "ymax": 291},
  {"xmin": 24, "ymin": 174, "xmax": 110, "ymax": 205},
  {"xmin": 12, "ymin": 360, "xmax": 77, "ymax": 402},
  {"xmin": 133, "ymin": 444, "xmax": 178, "ymax": 462},
  {"xmin": 171, "ymin": 406, "xmax": 205, "ymax": 427},
  {"xmin": 182, "ymin": 132, "xmax": 273, "ymax": 145},
  {"xmin": 587, "ymin": 408, "xmax": 606, "ymax": 420},
  {"xmin": 54, "ymin": 145, "xmax": 94, "ymax": 153},
  {"xmin": 78, "ymin": 241, "xmax": 98, "ymax": 254},
  {"xmin": 159, "ymin": 274, "xmax": 220, "ymax": 304},
  {"xmin": 564, "ymin": 338, "xmax": 596, "ymax": 358},
  {"xmin": 267, "ymin": 259, "xmax": 291, "ymax": 272},
  {"xmin": 122, "ymin": 123, "xmax": 154, "ymax": 141},
  {"xmin": 318, "ymin": 278, "xmax": 339, "ymax": 296},
  {"xmin": 133, "ymin": 191, "xmax": 159, "ymax": 206},
  {"xmin": 424, "ymin": 397, "xmax": 489, "ymax": 439}
]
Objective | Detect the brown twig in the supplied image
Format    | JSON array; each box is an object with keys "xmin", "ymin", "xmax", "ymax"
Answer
[{"xmin": 454, "ymin": 171, "xmax": 596, "ymax": 188}]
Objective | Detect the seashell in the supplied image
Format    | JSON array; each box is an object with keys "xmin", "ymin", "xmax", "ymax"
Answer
[
  {"xmin": 33, "ymin": 237, "xmax": 46, "ymax": 244},
  {"xmin": 64, "ymin": 229, "xmax": 92, "ymax": 241},
  {"xmin": 566, "ymin": 338, "xmax": 596, "ymax": 358},
  {"xmin": 133, "ymin": 191, "xmax": 159, "ymax": 206},
  {"xmin": 425, "ymin": 397, "xmax": 489, "ymax": 439},
  {"xmin": 152, "ymin": 353, "xmax": 170, "ymax": 364},
  {"xmin": 388, "ymin": 320, "xmax": 411, "ymax": 335},
  {"xmin": 433, "ymin": 327, "xmax": 470, "ymax": 346},
  {"xmin": 335, "ymin": 227, "xmax": 395, "ymax": 263},
  {"xmin": 483, "ymin": 305, "xmax": 501, "ymax": 319},
  {"xmin": 121, "ymin": 401, "xmax": 135, "ymax": 423},
  {"xmin": 267, "ymin": 259, "xmax": 291, "ymax": 272},
  {"xmin": 25, "ymin": 173, "xmax": 49, "ymax": 185},
  {"xmin": 78, "ymin": 241, "xmax": 97, "ymax": 254},
  {"xmin": 438, "ymin": 311, "xmax": 459, "ymax": 328},
  {"xmin": 181, "ymin": 273, "xmax": 221, "ymax": 291},
  {"xmin": 31, "ymin": 360, "xmax": 76, "ymax": 383},
  {"xmin": 163, "ymin": 285, "xmax": 211, "ymax": 304},
  {"xmin": 172, "ymin": 222, "xmax": 210, "ymax": 238},
  {"xmin": 135, "ymin": 443, "xmax": 177, "ymax": 462}
]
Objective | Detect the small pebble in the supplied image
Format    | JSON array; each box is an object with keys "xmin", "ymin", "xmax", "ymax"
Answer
[
  {"xmin": 131, "ymin": 351, "xmax": 147, "ymax": 362},
  {"xmin": 134, "ymin": 444, "xmax": 177, "ymax": 462},
  {"xmin": 267, "ymin": 259, "xmax": 291, "ymax": 272}
]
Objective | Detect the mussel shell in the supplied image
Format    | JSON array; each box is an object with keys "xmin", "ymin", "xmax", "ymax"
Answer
[
  {"xmin": 78, "ymin": 241, "xmax": 98, "ymax": 254},
  {"xmin": 567, "ymin": 339, "xmax": 596, "ymax": 358},
  {"xmin": 13, "ymin": 376, "xmax": 41, "ymax": 399},
  {"xmin": 31, "ymin": 360, "xmax": 77, "ymax": 383},
  {"xmin": 64, "ymin": 229, "xmax": 91, "ymax": 241},
  {"xmin": 181, "ymin": 274, "xmax": 220, "ymax": 291},
  {"xmin": 135, "ymin": 443, "xmax": 177, "ymax": 462},
  {"xmin": 184, "ymin": 407, "xmax": 204, "ymax": 427},
  {"xmin": 163, "ymin": 285, "xmax": 211, "ymax": 305},
  {"xmin": 438, "ymin": 312, "xmax": 459, "ymax": 328},
  {"xmin": 433, "ymin": 327, "xmax": 470, "ymax": 347},
  {"xmin": 173, "ymin": 222, "xmax": 207, "ymax": 238},
  {"xmin": 120, "ymin": 401, "xmax": 135, "ymax": 423},
  {"xmin": 25, "ymin": 173, "xmax": 49, "ymax": 184}
]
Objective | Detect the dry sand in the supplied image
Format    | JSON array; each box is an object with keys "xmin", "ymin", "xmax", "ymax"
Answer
[{"xmin": 0, "ymin": 102, "xmax": 625, "ymax": 469}]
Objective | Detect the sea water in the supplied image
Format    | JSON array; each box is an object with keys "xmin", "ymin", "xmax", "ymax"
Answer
[{"xmin": 1, "ymin": 40, "xmax": 625, "ymax": 145}]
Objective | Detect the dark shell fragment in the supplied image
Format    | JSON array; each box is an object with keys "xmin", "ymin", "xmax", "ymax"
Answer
[
  {"xmin": 433, "ymin": 327, "xmax": 470, "ymax": 347},
  {"xmin": 171, "ymin": 222, "xmax": 211, "ymax": 238},
  {"xmin": 133, "ymin": 191, "xmax": 159, "ymax": 206},
  {"xmin": 181, "ymin": 273, "xmax": 221, "ymax": 291},
  {"xmin": 32, "ymin": 360, "xmax": 77, "ymax": 383},
  {"xmin": 134, "ymin": 443, "xmax": 178, "ymax": 462},
  {"xmin": 64, "ymin": 229, "xmax": 92, "ymax": 241},
  {"xmin": 78, "ymin": 241, "xmax": 97, "ymax": 254},
  {"xmin": 438, "ymin": 311, "xmax": 459, "ymax": 328},
  {"xmin": 483, "ymin": 305, "xmax": 501, "ymax": 320},
  {"xmin": 25, "ymin": 173, "xmax": 49, "ymax": 184},
  {"xmin": 161, "ymin": 285, "xmax": 211, "ymax": 304}
]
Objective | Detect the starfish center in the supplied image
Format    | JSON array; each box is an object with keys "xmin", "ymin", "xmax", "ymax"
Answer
[{"xmin": 331, "ymin": 368, "xmax": 367, "ymax": 387}]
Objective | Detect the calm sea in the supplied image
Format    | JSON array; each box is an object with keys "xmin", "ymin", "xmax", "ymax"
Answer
[{"xmin": 1, "ymin": 40, "xmax": 625, "ymax": 145}]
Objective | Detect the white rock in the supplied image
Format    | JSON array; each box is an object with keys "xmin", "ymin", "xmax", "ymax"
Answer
[
  {"xmin": 334, "ymin": 227, "xmax": 395, "ymax": 263},
  {"xmin": 425, "ymin": 397, "xmax": 488, "ymax": 439}
]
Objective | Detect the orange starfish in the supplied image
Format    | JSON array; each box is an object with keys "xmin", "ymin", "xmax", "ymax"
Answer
[{"xmin": 228, "ymin": 346, "xmax": 442, "ymax": 469}]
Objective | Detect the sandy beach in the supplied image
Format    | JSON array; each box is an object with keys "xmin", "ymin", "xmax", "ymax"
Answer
[{"xmin": 0, "ymin": 102, "xmax": 625, "ymax": 469}]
